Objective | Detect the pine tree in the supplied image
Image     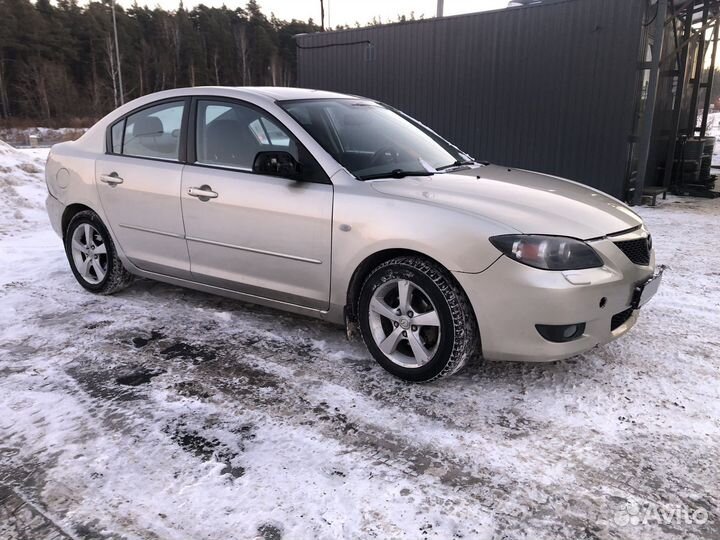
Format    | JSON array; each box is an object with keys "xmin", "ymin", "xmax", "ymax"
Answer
[{"xmin": 0, "ymin": 0, "xmax": 322, "ymax": 123}]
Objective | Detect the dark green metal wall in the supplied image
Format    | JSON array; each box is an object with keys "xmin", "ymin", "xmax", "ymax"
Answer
[{"xmin": 297, "ymin": 0, "xmax": 647, "ymax": 199}]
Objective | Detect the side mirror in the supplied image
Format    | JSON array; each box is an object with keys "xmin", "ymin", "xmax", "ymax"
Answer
[{"xmin": 252, "ymin": 151, "xmax": 301, "ymax": 179}]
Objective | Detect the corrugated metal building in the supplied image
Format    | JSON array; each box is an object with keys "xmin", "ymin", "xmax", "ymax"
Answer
[{"xmin": 296, "ymin": 0, "xmax": 720, "ymax": 202}]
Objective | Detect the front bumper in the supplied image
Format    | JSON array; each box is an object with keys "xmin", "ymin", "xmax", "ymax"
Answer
[{"xmin": 453, "ymin": 235, "xmax": 657, "ymax": 362}]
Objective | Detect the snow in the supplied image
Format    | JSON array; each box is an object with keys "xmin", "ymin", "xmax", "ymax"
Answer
[
  {"xmin": 0, "ymin": 141, "xmax": 49, "ymax": 238},
  {"xmin": 0, "ymin": 141, "xmax": 718, "ymax": 539},
  {"xmin": 702, "ymin": 111, "xmax": 720, "ymax": 167}
]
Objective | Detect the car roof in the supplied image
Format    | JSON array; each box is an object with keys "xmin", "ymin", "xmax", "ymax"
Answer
[
  {"xmin": 234, "ymin": 86, "xmax": 356, "ymax": 101},
  {"xmin": 75, "ymin": 86, "xmax": 365, "ymax": 155},
  {"xmin": 172, "ymin": 86, "xmax": 355, "ymax": 102}
]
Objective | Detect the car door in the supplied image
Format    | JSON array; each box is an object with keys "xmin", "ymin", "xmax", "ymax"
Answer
[
  {"xmin": 180, "ymin": 98, "xmax": 333, "ymax": 310},
  {"xmin": 95, "ymin": 99, "xmax": 191, "ymax": 279}
]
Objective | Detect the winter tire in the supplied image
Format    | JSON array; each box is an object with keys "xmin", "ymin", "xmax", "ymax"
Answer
[
  {"xmin": 64, "ymin": 210, "xmax": 133, "ymax": 294},
  {"xmin": 358, "ymin": 256, "xmax": 479, "ymax": 382}
]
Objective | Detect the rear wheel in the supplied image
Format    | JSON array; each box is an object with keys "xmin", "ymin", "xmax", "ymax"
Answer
[
  {"xmin": 64, "ymin": 210, "xmax": 133, "ymax": 294},
  {"xmin": 358, "ymin": 256, "xmax": 479, "ymax": 382}
]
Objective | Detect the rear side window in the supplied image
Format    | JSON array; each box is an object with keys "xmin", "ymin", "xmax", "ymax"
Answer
[{"xmin": 121, "ymin": 101, "xmax": 185, "ymax": 161}]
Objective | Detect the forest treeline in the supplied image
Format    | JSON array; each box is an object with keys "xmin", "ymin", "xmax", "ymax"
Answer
[{"xmin": 0, "ymin": 0, "xmax": 322, "ymax": 124}]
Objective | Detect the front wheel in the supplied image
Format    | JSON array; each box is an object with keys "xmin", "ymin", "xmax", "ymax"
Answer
[
  {"xmin": 64, "ymin": 210, "xmax": 134, "ymax": 294},
  {"xmin": 357, "ymin": 256, "xmax": 479, "ymax": 382}
]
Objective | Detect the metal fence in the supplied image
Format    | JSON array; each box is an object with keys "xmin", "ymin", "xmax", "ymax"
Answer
[{"xmin": 297, "ymin": 0, "xmax": 646, "ymax": 199}]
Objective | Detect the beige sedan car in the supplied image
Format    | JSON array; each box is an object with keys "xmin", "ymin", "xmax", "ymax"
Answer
[{"xmin": 45, "ymin": 87, "xmax": 662, "ymax": 381}]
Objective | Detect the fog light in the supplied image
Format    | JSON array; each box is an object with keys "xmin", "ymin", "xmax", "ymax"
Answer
[
  {"xmin": 562, "ymin": 325, "xmax": 578, "ymax": 338},
  {"xmin": 536, "ymin": 323, "xmax": 586, "ymax": 343}
]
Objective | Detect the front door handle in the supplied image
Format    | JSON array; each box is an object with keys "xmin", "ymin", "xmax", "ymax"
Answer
[
  {"xmin": 100, "ymin": 173, "xmax": 124, "ymax": 185},
  {"xmin": 187, "ymin": 185, "xmax": 218, "ymax": 200}
]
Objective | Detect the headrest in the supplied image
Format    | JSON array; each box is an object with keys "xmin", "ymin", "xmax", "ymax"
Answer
[
  {"xmin": 203, "ymin": 119, "xmax": 258, "ymax": 164},
  {"xmin": 206, "ymin": 119, "xmax": 241, "ymax": 141},
  {"xmin": 134, "ymin": 116, "xmax": 163, "ymax": 138}
]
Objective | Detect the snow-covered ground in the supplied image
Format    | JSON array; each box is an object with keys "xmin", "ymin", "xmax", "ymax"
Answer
[
  {"xmin": 0, "ymin": 141, "xmax": 718, "ymax": 539},
  {"xmin": 702, "ymin": 111, "xmax": 720, "ymax": 168}
]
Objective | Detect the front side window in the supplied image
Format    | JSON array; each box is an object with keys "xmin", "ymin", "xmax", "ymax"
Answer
[
  {"xmin": 121, "ymin": 101, "xmax": 184, "ymax": 160},
  {"xmin": 248, "ymin": 117, "xmax": 291, "ymax": 147},
  {"xmin": 195, "ymin": 99, "xmax": 324, "ymax": 182},
  {"xmin": 280, "ymin": 99, "xmax": 473, "ymax": 180}
]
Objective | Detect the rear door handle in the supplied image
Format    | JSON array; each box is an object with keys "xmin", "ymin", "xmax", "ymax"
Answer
[
  {"xmin": 187, "ymin": 185, "xmax": 218, "ymax": 200},
  {"xmin": 100, "ymin": 173, "xmax": 124, "ymax": 185}
]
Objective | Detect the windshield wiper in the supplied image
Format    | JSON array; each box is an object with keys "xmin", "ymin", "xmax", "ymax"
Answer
[
  {"xmin": 436, "ymin": 160, "xmax": 488, "ymax": 171},
  {"xmin": 359, "ymin": 169, "xmax": 435, "ymax": 180}
]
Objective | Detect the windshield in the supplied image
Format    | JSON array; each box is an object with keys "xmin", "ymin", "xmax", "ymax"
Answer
[{"xmin": 279, "ymin": 99, "xmax": 473, "ymax": 180}]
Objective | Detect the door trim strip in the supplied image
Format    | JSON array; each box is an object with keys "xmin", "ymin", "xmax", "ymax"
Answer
[
  {"xmin": 186, "ymin": 236, "xmax": 322, "ymax": 265},
  {"xmin": 118, "ymin": 223, "xmax": 185, "ymax": 239}
]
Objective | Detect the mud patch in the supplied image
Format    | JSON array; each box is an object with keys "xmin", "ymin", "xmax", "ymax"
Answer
[
  {"xmin": 493, "ymin": 408, "xmax": 548, "ymax": 439},
  {"xmin": 164, "ymin": 423, "xmax": 247, "ymax": 478},
  {"xmin": 115, "ymin": 368, "xmax": 164, "ymax": 386},
  {"xmin": 84, "ymin": 320, "xmax": 112, "ymax": 330},
  {"xmin": 257, "ymin": 523, "xmax": 283, "ymax": 540},
  {"xmin": 160, "ymin": 341, "xmax": 217, "ymax": 363},
  {"xmin": 65, "ymin": 361, "xmax": 149, "ymax": 403},
  {"xmin": 131, "ymin": 330, "xmax": 165, "ymax": 348},
  {"xmin": 311, "ymin": 401, "xmax": 360, "ymax": 435},
  {"xmin": 72, "ymin": 519, "xmax": 124, "ymax": 540},
  {"xmin": 208, "ymin": 360, "xmax": 282, "ymax": 396},
  {"xmin": 174, "ymin": 380, "xmax": 212, "ymax": 399}
]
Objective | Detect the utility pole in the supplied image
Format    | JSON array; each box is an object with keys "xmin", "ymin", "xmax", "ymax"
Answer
[
  {"xmin": 111, "ymin": 0, "xmax": 124, "ymax": 104},
  {"xmin": 437, "ymin": 0, "xmax": 444, "ymax": 17},
  {"xmin": 320, "ymin": 0, "xmax": 325, "ymax": 30}
]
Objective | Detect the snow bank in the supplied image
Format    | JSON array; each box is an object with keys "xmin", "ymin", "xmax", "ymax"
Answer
[
  {"xmin": 0, "ymin": 138, "xmax": 17, "ymax": 154},
  {"xmin": 0, "ymin": 139, "xmax": 50, "ymax": 238}
]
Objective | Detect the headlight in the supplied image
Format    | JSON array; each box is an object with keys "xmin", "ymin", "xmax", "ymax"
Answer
[{"xmin": 489, "ymin": 235, "xmax": 604, "ymax": 270}]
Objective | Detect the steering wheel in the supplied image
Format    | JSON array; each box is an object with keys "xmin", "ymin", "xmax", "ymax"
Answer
[{"xmin": 370, "ymin": 145, "xmax": 401, "ymax": 168}]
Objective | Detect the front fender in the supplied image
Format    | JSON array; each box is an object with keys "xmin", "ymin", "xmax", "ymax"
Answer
[{"xmin": 329, "ymin": 182, "xmax": 513, "ymax": 308}]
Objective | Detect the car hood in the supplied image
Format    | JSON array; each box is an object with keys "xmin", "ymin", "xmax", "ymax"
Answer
[{"xmin": 369, "ymin": 165, "xmax": 642, "ymax": 239}]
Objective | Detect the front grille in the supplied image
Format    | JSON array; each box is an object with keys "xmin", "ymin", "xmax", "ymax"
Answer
[
  {"xmin": 614, "ymin": 238, "xmax": 650, "ymax": 266},
  {"xmin": 611, "ymin": 308, "xmax": 634, "ymax": 331}
]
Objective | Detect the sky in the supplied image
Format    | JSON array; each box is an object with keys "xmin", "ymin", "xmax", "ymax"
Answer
[{"xmin": 113, "ymin": 0, "xmax": 512, "ymax": 26}]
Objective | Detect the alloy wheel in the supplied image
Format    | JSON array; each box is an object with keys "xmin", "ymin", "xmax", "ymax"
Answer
[
  {"xmin": 367, "ymin": 278, "xmax": 441, "ymax": 368},
  {"xmin": 70, "ymin": 223, "xmax": 108, "ymax": 284}
]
